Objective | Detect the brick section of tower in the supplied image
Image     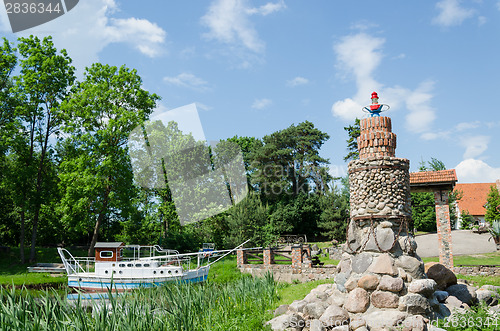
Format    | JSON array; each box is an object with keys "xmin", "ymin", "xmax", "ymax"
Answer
[{"xmin": 357, "ymin": 116, "xmax": 397, "ymax": 159}]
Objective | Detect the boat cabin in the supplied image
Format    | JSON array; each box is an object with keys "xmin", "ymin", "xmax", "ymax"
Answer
[{"xmin": 94, "ymin": 242, "xmax": 125, "ymax": 262}]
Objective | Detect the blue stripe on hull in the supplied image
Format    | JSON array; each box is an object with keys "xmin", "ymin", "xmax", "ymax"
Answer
[{"xmin": 68, "ymin": 274, "xmax": 208, "ymax": 290}]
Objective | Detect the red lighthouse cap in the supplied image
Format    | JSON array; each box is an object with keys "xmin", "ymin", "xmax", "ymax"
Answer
[{"xmin": 371, "ymin": 92, "xmax": 379, "ymax": 99}]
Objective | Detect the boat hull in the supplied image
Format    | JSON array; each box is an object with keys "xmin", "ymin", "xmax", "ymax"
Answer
[{"xmin": 68, "ymin": 268, "xmax": 209, "ymax": 292}]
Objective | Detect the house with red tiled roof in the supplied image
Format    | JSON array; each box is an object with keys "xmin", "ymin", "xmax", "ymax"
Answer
[{"xmin": 453, "ymin": 180, "xmax": 500, "ymax": 229}]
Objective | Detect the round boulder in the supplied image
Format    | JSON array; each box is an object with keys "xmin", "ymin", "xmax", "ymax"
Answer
[
  {"xmin": 424, "ymin": 262, "xmax": 457, "ymax": 290},
  {"xmin": 344, "ymin": 288, "xmax": 370, "ymax": 313}
]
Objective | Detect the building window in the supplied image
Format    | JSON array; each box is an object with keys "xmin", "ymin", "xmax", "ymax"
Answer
[{"xmin": 99, "ymin": 251, "xmax": 114, "ymax": 259}]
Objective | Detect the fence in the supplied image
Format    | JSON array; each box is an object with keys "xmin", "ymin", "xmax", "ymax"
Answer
[{"xmin": 237, "ymin": 245, "xmax": 337, "ymax": 283}]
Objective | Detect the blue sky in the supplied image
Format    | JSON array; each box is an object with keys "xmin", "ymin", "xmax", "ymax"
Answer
[{"xmin": 2, "ymin": 0, "xmax": 500, "ymax": 184}]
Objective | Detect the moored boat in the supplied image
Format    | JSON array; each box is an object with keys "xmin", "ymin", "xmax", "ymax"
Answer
[{"xmin": 58, "ymin": 242, "xmax": 230, "ymax": 292}]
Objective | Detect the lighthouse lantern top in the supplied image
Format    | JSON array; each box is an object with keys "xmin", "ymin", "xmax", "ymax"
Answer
[{"xmin": 363, "ymin": 91, "xmax": 390, "ymax": 117}]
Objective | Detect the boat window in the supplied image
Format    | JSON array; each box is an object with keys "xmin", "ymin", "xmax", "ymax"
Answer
[
  {"xmin": 160, "ymin": 270, "xmax": 164, "ymax": 274},
  {"xmin": 100, "ymin": 251, "xmax": 114, "ymax": 259},
  {"xmin": 119, "ymin": 271, "xmax": 122, "ymax": 274},
  {"xmin": 127, "ymin": 263, "xmax": 133, "ymax": 267},
  {"xmin": 167, "ymin": 270, "xmax": 171, "ymax": 274},
  {"xmin": 175, "ymin": 270, "xmax": 179, "ymax": 274},
  {"xmin": 153, "ymin": 271, "xmax": 156, "ymax": 274},
  {"xmin": 143, "ymin": 264, "xmax": 150, "ymax": 267},
  {"xmin": 105, "ymin": 270, "xmax": 108, "ymax": 274},
  {"xmin": 135, "ymin": 264, "xmax": 142, "ymax": 267},
  {"xmin": 119, "ymin": 264, "xmax": 125, "ymax": 267},
  {"xmin": 112, "ymin": 263, "xmax": 115, "ymax": 267}
]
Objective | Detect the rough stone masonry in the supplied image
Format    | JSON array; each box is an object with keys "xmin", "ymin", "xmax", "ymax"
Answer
[{"xmin": 333, "ymin": 115, "xmax": 445, "ymax": 328}]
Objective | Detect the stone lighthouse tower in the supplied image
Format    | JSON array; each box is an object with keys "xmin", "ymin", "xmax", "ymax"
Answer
[{"xmin": 333, "ymin": 93, "xmax": 441, "ymax": 326}]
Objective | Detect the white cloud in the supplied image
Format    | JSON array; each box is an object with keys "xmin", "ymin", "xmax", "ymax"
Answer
[
  {"xmin": 433, "ymin": 0, "xmax": 475, "ymax": 27},
  {"xmin": 460, "ymin": 135, "xmax": 490, "ymax": 159},
  {"xmin": 201, "ymin": 0, "xmax": 285, "ymax": 54},
  {"xmin": 455, "ymin": 121, "xmax": 481, "ymax": 131},
  {"xmin": 402, "ymin": 81, "xmax": 436, "ymax": 133},
  {"xmin": 331, "ymin": 32, "xmax": 437, "ymax": 132},
  {"xmin": 252, "ymin": 98, "xmax": 272, "ymax": 109},
  {"xmin": 246, "ymin": 0, "xmax": 286, "ymax": 16},
  {"xmin": 331, "ymin": 33, "xmax": 384, "ymax": 121},
  {"xmin": 164, "ymin": 73, "xmax": 211, "ymax": 91},
  {"xmin": 421, "ymin": 131, "xmax": 450, "ymax": 141},
  {"xmin": 2, "ymin": 0, "xmax": 166, "ymax": 75},
  {"xmin": 455, "ymin": 159, "xmax": 500, "ymax": 183},
  {"xmin": 287, "ymin": 76, "xmax": 309, "ymax": 87}
]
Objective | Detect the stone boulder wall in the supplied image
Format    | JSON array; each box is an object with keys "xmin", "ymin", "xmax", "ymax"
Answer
[{"xmin": 267, "ymin": 274, "xmax": 500, "ymax": 330}]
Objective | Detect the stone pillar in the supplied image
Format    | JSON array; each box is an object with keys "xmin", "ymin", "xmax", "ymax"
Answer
[
  {"xmin": 237, "ymin": 249, "xmax": 247, "ymax": 266},
  {"xmin": 434, "ymin": 190, "xmax": 454, "ymax": 269},
  {"xmin": 263, "ymin": 248, "xmax": 274, "ymax": 265},
  {"xmin": 291, "ymin": 245, "xmax": 302, "ymax": 273}
]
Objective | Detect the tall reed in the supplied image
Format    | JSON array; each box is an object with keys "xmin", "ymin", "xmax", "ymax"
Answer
[{"xmin": 0, "ymin": 273, "xmax": 277, "ymax": 330}]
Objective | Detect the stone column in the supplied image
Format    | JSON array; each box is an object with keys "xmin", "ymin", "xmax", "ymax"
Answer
[
  {"xmin": 237, "ymin": 249, "xmax": 247, "ymax": 266},
  {"xmin": 291, "ymin": 245, "xmax": 302, "ymax": 274},
  {"xmin": 263, "ymin": 248, "xmax": 274, "ymax": 265},
  {"xmin": 434, "ymin": 190, "xmax": 454, "ymax": 269}
]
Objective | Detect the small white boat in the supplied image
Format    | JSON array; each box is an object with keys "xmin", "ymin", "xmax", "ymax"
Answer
[{"xmin": 57, "ymin": 241, "xmax": 238, "ymax": 292}]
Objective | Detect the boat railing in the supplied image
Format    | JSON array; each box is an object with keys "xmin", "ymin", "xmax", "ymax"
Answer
[{"xmin": 57, "ymin": 248, "xmax": 95, "ymax": 274}]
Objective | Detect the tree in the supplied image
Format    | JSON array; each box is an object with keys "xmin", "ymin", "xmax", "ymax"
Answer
[
  {"xmin": 12, "ymin": 36, "xmax": 75, "ymax": 262},
  {"xmin": 410, "ymin": 158, "xmax": 449, "ymax": 232},
  {"xmin": 251, "ymin": 121, "xmax": 330, "ymax": 198},
  {"xmin": 225, "ymin": 192, "xmax": 271, "ymax": 247},
  {"xmin": 317, "ymin": 190, "xmax": 349, "ymax": 242},
  {"xmin": 343, "ymin": 118, "xmax": 360, "ymax": 162},
  {"xmin": 0, "ymin": 39, "xmax": 18, "ymax": 248},
  {"xmin": 485, "ymin": 185, "xmax": 500, "ymax": 223},
  {"xmin": 59, "ymin": 63, "xmax": 159, "ymax": 256}
]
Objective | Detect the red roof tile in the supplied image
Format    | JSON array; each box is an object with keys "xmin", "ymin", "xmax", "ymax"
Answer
[
  {"xmin": 454, "ymin": 183, "xmax": 497, "ymax": 216},
  {"xmin": 409, "ymin": 169, "xmax": 457, "ymax": 184}
]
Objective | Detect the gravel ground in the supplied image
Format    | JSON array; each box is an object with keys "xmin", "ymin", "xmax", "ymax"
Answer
[{"xmin": 415, "ymin": 230, "xmax": 497, "ymax": 257}]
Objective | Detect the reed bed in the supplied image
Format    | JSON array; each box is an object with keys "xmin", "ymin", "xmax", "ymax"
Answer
[{"xmin": 0, "ymin": 274, "xmax": 277, "ymax": 330}]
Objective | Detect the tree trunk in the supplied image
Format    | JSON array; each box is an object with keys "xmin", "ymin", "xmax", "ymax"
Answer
[
  {"xmin": 19, "ymin": 209, "xmax": 25, "ymax": 264},
  {"xmin": 88, "ymin": 187, "xmax": 110, "ymax": 257},
  {"xmin": 29, "ymin": 115, "xmax": 51, "ymax": 263}
]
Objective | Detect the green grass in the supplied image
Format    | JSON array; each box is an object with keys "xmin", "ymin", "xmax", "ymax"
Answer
[
  {"xmin": 456, "ymin": 274, "xmax": 500, "ymax": 287},
  {"xmin": 0, "ymin": 247, "xmax": 77, "ymax": 288},
  {"xmin": 275, "ymin": 278, "xmax": 334, "ymax": 307},
  {"xmin": 421, "ymin": 251, "xmax": 500, "ymax": 266}
]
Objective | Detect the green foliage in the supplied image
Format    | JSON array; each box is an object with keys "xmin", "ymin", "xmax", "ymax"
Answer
[
  {"xmin": 250, "ymin": 121, "xmax": 330, "ymax": 198},
  {"xmin": 0, "ymin": 274, "xmax": 278, "ymax": 331},
  {"xmin": 59, "ymin": 63, "xmax": 159, "ymax": 254},
  {"xmin": 489, "ymin": 220, "xmax": 500, "ymax": 238},
  {"xmin": 226, "ymin": 192, "xmax": 272, "ymax": 247},
  {"xmin": 460, "ymin": 210, "xmax": 476, "ymax": 230},
  {"xmin": 485, "ymin": 185, "xmax": 500, "ymax": 223},
  {"xmin": 411, "ymin": 192, "xmax": 436, "ymax": 232},
  {"xmin": 343, "ymin": 118, "xmax": 360, "ymax": 161},
  {"xmin": 436, "ymin": 302, "xmax": 500, "ymax": 330},
  {"xmin": 317, "ymin": 191, "xmax": 349, "ymax": 242}
]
